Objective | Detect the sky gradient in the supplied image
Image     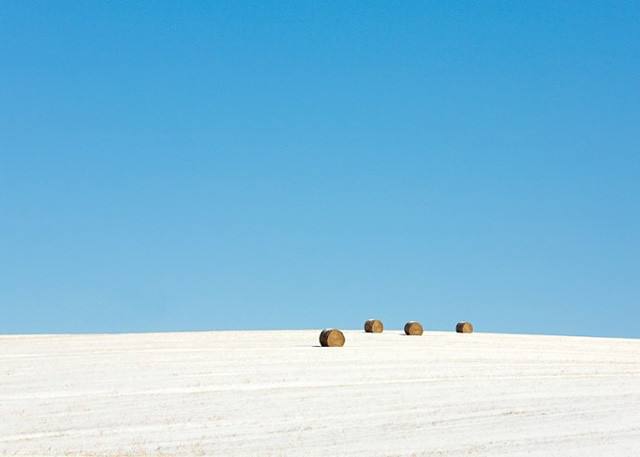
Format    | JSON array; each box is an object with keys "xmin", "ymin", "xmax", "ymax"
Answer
[{"xmin": 1, "ymin": 1, "xmax": 638, "ymax": 336}]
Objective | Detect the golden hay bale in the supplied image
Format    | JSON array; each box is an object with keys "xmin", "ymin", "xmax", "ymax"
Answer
[
  {"xmin": 404, "ymin": 321, "xmax": 423, "ymax": 336},
  {"xmin": 456, "ymin": 321, "xmax": 474, "ymax": 333},
  {"xmin": 319, "ymin": 328, "xmax": 345, "ymax": 347},
  {"xmin": 364, "ymin": 319, "xmax": 384, "ymax": 333}
]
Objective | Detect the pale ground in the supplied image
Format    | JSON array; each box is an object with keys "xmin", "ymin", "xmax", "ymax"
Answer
[{"xmin": 1, "ymin": 330, "xmax": 639, "ymax": 456}]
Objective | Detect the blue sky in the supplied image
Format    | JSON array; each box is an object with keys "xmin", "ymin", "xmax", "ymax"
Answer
[{"xmin": 1, "ymin": 1, "xmax": 638, "ymax": 336}]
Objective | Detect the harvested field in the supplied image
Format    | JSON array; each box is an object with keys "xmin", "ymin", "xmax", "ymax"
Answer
[{"xmin": 1, "ymin": 330, "xmax": 639, "ymax": 456}]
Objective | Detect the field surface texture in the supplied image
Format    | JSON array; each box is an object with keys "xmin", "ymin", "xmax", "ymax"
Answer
[{"xmin": 1, "ymin": 330, "xmax": 639, "ymax": 456}]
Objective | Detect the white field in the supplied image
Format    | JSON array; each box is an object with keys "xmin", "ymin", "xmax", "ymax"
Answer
[{"xmin": 1, "ymin": 330, "xmax": 639, "ymax": 456}]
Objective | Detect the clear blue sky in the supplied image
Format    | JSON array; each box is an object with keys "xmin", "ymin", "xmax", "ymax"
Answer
[{"xmin": 1, "ymin": 1, "xmax": 638, "ymax": 337}]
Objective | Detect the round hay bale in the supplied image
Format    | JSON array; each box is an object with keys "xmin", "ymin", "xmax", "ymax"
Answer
[
  {"xmin": 456, "ymin": 321, "xmax": 474, "ymax": 333},
  {"xmin": 319, "ymin": 328, "xmax": 345, "ymax": 347},
  {"xmin": 364, "ymin": 319, "xmax": 384, "ymax": 333},
  {"xmin": 404, "ymin": 321, "xmax": 423, "ymax": 336}
]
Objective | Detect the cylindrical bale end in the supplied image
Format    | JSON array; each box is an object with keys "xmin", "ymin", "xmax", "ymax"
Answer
[
  {"xmin": 456, "ymin": 321, "xmax": 474, "ymax": 333},
  {"xmin": 364, "ymin": 319, "xmax": 384, "ymax": 333},
  {"xmin": 319, "ymin": 328, "xmax": 345, "ymax": 347},
  {"xmin": 404, "ymin": 321, "xmax": 423, "ymax": 336}
]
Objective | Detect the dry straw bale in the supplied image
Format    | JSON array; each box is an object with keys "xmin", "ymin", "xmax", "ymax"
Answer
[
  {"xmin": 404, "ymin": 321, "xmax": 423, "ymax": 336},
  {"xmin": 456, "ymin": 321, "xmax": 474, "ymax": 333},
  {"xmin": 364, "ymin": 319, "xmax": 384, "ymax": 333},
  {"xmin": 319, "ymin": 328, "xmax": 345, "ymax": 347}
]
